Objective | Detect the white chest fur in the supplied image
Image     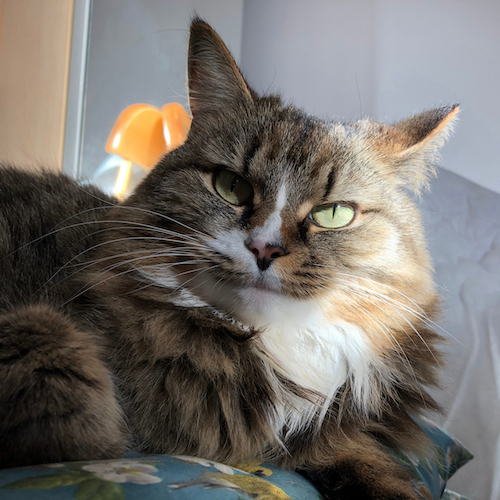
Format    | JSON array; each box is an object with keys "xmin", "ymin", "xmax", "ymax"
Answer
[{"xmin": 233, "ymin": 290, "xmax": 381, "ymax": 440}]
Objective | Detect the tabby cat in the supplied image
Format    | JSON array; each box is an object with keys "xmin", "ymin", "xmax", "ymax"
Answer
[{"xmin": 0, "ymin": 19, "xmax": 458, "ymax": 500}]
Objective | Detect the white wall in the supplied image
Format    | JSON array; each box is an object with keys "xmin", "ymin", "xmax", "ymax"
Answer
[
  {"xmin": 241, "ymin": 0, "xmax": 500, "ymax": 194},
  {"xmin": 375, "ymin": 0, "xmax": 500, "ymax": 195},
  {"xmin": 242, "ymin": 0, "xmax": 377, "ymax": 120}
]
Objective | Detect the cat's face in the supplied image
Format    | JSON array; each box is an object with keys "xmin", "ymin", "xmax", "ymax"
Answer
[{"xmin": 127, "ymin": 20, "xmax": 457, "ymax": 337}]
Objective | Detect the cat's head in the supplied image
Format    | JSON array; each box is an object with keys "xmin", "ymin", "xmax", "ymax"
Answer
[{"xmin": 128, "ymin": 19, "xmax": 457, "ymax": 339}]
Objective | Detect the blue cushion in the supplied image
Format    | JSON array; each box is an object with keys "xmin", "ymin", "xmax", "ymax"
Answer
[
  {"xmin": 394, "ymin": 418, "xmax": 473, "ymax": 500},
  {"xmin": 0, "ymin": 420, "xmax": 472, "ymax": 500}
]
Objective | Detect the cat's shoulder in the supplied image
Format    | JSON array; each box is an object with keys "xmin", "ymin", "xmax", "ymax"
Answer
[
  {"xmin": 0, "ymin": 165, "xmax": 114, "ymax": 219},
  {"xmin": 0, "ymin": 165, "xmax": 108, "ymax": 202},
  {"xmin": 0, "ymin": 166, "xmax": 115, "ymax": 264}
]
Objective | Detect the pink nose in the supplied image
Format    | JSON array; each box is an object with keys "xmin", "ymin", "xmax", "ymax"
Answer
[{"xmin": 246, "ymin": 239, "xmax": 287, "ymax": 271}]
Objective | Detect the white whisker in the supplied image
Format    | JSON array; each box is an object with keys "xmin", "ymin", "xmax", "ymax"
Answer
[
  {"xmin": 314, "ymin": 266, "xmax": 457, "ymax": 343},
  {"xmin": 40, "ymin": 238, "xmax": 206, "ymax": 294},
  {"xmin": 2, "ymin": 211, "xmax": 205, "ymax": 264},
  {"xmin": 334, "ymin": 277, "xmax": 443, "ymax": 368},
  {"xmin": 63, "ymin": 258, "xmax": 216, "ymax": 307}
]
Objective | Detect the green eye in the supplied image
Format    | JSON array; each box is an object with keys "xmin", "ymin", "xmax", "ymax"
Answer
[
  {"xmin": 311, "ymin": 203, "xmax": 356, "ymax": 229},
  {"xmin": 214, "ymin": 170, "xmax": 253, "ymax": 206}
]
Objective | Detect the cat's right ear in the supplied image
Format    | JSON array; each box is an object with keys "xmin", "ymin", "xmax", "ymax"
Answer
[
  {"xmin": 187, "ymin": 19, "xmax": 255, "ymax": 120},
  {"xmin": 366, "ymin": 104, "xmax": 459, "ymax": 194}
]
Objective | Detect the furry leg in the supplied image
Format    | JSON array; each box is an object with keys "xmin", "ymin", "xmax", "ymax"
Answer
[
  {"xmin": 0, "ymin": 305, "xmax": 126, "ymax": 468},
  {"xmin": 296, "ymin": 432, "xmax": 427, "ymax": 500}
]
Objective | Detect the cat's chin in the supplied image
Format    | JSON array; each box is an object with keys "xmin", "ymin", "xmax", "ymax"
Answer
[
  {"xmin": 209, "ymin": 280, "xmax": 322, "ymax": 331},
  {"xmin": 247, "ymin": 278, "xmax": 281, "ymax": 294},
  {"xmin": 184, "ymin": 272, "xmax": 288, "ymax": 325},
  {"xmin": 207, "ymin": 277, "xmax": 283, "ymax": 306}
]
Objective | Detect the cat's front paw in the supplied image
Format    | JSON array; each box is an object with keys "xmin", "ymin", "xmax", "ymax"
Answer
[
  {"xmin": 0, "ymin": 305, "xmax": 126, "ymax": 468},
  {"xmin": 299, "ymin": 460, "xmax": 423, "ymax": 500},
  {"xmin": 323, "ymin": 483, "xmax": 423, "ymax": 500}
]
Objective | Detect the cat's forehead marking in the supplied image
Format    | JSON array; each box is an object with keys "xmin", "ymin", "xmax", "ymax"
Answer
[
  {"xmin": 250, "ymin": 182, "xmax": 288, "ymax": 244},
  {"xmin": 275, "ymin": 182, "xmax": 287, "ymax": 211}
]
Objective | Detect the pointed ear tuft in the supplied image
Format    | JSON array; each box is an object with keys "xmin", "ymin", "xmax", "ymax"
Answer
[
  {"xmin": 368, "ymin": 104, "xmax": 459, "ymax": 194},
  {"xmin": 188, "ymin": 19, "xmax": 254, "ymax": 119},
  {"xmin": 392, "ymin": 103, "xmax": 459, "ymax": 150}
]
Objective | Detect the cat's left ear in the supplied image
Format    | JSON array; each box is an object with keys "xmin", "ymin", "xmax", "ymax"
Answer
[
  {"xmin": 187, "ymin": 18, "xmax": 255, "ymax": 121},
  {"xmin": 372, "ymin": 104, "xmax": 459, "ymax": 193}
]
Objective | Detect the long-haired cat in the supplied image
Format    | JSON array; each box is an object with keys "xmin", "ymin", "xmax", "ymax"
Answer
[{"xmin": 0, "ymin": 19, "xmax": 457, "ymax": 500}]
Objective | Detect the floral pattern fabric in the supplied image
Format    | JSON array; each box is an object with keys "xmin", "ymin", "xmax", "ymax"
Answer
[{"xmin": 0, "ymin": 420, "xmax": 472, "ymax": 500}]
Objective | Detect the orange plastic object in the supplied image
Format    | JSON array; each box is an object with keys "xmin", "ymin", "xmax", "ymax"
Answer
[
  {"xmin": 105, "ymin": 102, "xmax": 192, "ymax": 200},
  {"xmin": 161, "ymin": 103, "xmax": 192, "ymax": 151},
  {"xmin": 105, "ymin": 103, "xmax": 192, "ymax": 169},
  {"xmin": 106, "ymin": 104, "xmax": 166, "ymax": 169}
]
